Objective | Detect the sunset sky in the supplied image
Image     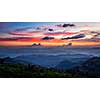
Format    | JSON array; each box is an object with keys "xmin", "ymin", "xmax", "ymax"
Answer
[{"xmin": 0, "ymin": 22, "xmax": 100, "ymax": 46}]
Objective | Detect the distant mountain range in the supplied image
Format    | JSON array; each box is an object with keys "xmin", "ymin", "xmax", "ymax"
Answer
[
  {"xmin": 2, "ymin": 53, "xmax": 93, "ymax": 68},
  {"xmin": 0, "ymin": 55, "xmax": 99, "ymax": 70},
  {"xmin": 71, "ymin": 57, "xmax": 100, "ymax": 74},
  {"xmin": 55, "ymin": 60, "xmax": 78, "ymax": 69},
  {"xmin": 0, "ymin": 56, "xmax": 100, "ymax": 77}
]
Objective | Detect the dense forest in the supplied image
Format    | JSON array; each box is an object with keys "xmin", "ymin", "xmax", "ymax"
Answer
[{"xmin": 0, "ymin": 57, "xmax": 100, "ymax": 78}]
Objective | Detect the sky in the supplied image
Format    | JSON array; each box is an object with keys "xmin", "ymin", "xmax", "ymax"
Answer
[{"xmin": 0, "ymin": 22, "xmax": 100, "ymax": 46}]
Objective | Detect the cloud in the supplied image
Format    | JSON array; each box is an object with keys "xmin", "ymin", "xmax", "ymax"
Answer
[
  {"xmin": 56, "ymin": 23, "xmax": 75, "ymax": 28},
  {"xmin": 48, "ymin": 28, "xmax": 54, "ymax": 31},
  {"xmin": 45, "ymin": 31, "xmax": 76, "ymax": 36},
  {"xmin": 42, "ymin": 36, "xmax": 55, "ymax": 40},
  {"xmin": 72, "ymin": 38, "xmax": 100, "ymax": 42},
  {"xmin": 9, "ymin": 30, "xmax": 43, "ymax": 37},
  {"xmin": 0, "ymin": 37, "xmax": 33, "ymax": 41},
  {"xmin": 14, "ymin": 27, "xmax": 33, "ymax": 32},
  {"xmin": 90, "ymin": 31, "xmax": 100, "ymax": 38},
  {"xmin": 62, "ymin": 24, "xmax": 75, "ymax": 27},
  {"xmin": 9, "ymin": 32, "xmax": 33, "ymax": 36},
  {"xmin": 61, "ymin": 34, "xmax": 85, "ymax": 40}
]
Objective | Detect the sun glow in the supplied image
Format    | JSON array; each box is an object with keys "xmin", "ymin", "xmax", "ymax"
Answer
[{"xmin": 0, "ymin": 22, "xmax": 100, "ymax": 47}]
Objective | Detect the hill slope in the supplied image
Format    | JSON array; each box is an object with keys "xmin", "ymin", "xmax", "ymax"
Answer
[{"xmin": 0, "ymin": 57, "xmax": 100, "ymax": 77}]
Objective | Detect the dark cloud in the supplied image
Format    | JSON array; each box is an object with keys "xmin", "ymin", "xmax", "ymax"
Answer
[
  {"xmin": 48, "ymin": 28, "xmax": 54, "ymax": 31},
  {"xmin": 42, "ymin": 36, "xmax": 55, "ymax": 40},
  {"xmin": 61, "ymin": 34, "xmax": 85, "ymax": 40},
  {"xmin": 62, "ymin": 24, "xmax": 75, "ymax": 27},
  {"xmin": 56, "ymin": 23, "xmax": 75, "ymax": 27}
]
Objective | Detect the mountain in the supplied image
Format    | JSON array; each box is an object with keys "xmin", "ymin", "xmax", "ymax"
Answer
[
  {"xmin": 0, "ymin": 56, "xmax": 100, "ymax": 77},
  {"xmin": 14, "ymin": 55, "xmax": 64, "ymax": 67},
  {"xmin": 0, "ymin": 57, "xmax": 31, "ymax": 64},
  {"xmin": 32, "ymin": 43, "xmax": 42, "ymax": 47},
  {"xmin": 55, "ymin": 60, "xmax": 77, "ymax": 69},
  {"xmin": 69, "ymin": 57, "xmax": 100, "ymax": 77},
  {"xmin": 14, "ymin": 53, "xmax": 92, "ymax": 68}
]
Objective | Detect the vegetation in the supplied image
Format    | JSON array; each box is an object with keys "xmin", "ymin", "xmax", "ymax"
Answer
[
  {"xmin": 0, "ymin": 57, "xmax": 100, "ymax": 78},
  {"xmin": 0, "ymin": 64, "xmax": 73, "ymax": 78}
]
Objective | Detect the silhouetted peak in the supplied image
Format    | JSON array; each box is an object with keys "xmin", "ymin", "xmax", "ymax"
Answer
[{"xmin": 32, "ymin": 43, "xmax": 42, "ymax": 46}]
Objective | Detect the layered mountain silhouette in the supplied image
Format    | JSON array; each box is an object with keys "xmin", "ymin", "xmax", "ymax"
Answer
[
  {"xmin": 0, "ymin": 57, "xmax": 30, "ymax": 64},
  {"xmin": 0, "ymin": 56, "xmax": 100, "ymax": 77},
  {"xmin": 72, "ymin": 57, "xmax": 100, "ymax": 71},
  {"xmin": 55, "ymin": 60, "xmax": 77, "ymax": 69}
]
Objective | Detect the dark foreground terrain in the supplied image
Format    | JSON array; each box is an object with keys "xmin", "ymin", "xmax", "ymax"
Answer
[{"xmin": 0, "ymin": 57, "xmax": 100, "ymax": 78}]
